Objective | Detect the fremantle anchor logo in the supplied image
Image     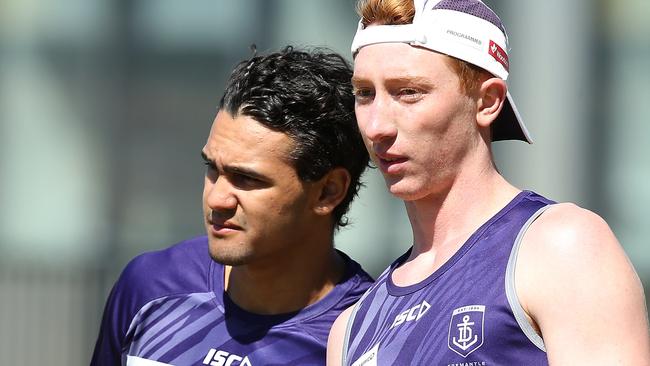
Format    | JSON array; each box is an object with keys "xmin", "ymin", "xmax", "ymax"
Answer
[{"xmin": 448, "ymin": 305, "xmax": 485, "ymax": 357}]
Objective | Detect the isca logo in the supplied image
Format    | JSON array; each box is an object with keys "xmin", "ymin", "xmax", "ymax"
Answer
[
  {"xmin": 202, "ymin": 349, "xmax": 252, "ymax": 366},
  {"xmin": 391, "ymin": 300, "xmax": 431, "ymax": 328}
]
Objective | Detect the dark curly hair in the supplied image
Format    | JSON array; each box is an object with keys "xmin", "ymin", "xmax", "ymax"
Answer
[{"xmin": 219, "ymin": 46, "xmax": 370, "ymax": 229}]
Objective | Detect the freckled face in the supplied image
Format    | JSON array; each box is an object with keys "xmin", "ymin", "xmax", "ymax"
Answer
[
  {"xmin": 352, "ymin": 43, "xmax": 478, "ymax": 200},
  {"xmin": 202, "ymin": 111, "xmax": 320, "ymax": 266}
]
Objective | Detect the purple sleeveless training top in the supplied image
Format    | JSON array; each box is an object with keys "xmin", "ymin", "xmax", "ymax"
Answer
[{"xmin": 344, "ymin": 191, "xmax": 553, "ymax": 365}]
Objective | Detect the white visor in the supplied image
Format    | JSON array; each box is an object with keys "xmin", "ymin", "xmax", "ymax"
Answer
[{"xmin": 351, "ymin": 0, "xmax": 532, "ymax": 143}]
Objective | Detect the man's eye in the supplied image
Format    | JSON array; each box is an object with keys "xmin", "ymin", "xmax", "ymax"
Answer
[
  {"xmin": 399, "ymin": 88, "xmax": 420, "ymax": 96},
  {"xmin": 204, "ymin": 161, "xmax": 216, "ymax": 171},
  {"xmin": 203, "ymin": 162, "xmax": 219, "ymax": 182},
  {"xmin": 397, "ymin": 88, "xmax": 423, "ymax": 101},
  {"xmin": 230, "ymin": 174, "xmax": 263, "ymax": 189},
  {"xmin": 354, "ymin": 88, "xmax": 374, "ymax": 101}
]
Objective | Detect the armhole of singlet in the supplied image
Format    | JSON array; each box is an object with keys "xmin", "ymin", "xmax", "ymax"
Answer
[
  {"xmin": 341, "ymin": 301, "xmax": 359, "ymax": 366},
  {"xmin": 505, "ymin": 204, "xmax": 553, "ymax": 352},
  {"xmin": 341, "ymin": 266, "xmax": 389, "ymax": 366}
]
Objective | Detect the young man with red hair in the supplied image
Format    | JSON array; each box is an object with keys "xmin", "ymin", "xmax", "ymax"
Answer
[{"xmin": 328, "ymin": 0, "xmax": 650, "ymax": 364}]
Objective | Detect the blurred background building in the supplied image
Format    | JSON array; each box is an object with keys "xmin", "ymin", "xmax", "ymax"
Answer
[{"xmin": 0, "ymin": 0, "xmax": 648, "ymax": 364}]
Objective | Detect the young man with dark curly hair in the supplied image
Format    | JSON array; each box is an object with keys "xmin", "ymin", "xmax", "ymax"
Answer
[{"xmin": 91, "ymin": 46, "xmax": 373, "ymax": 366}]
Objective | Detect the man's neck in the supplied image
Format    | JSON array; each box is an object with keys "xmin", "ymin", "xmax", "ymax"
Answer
[
  {"xmin": 393, "ymin": 168, "xmax": 519, "ymax": 286},
  {"xmin": 224, "ymin": 244, "xmax": 345, "ymax": 315}
]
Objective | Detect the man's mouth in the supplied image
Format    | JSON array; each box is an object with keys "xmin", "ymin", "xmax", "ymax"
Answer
[
  {"xmin": 374, "ymin": 152, "xmax": 407, "ymax": 174},
  {"xmin": 207, "ymin": 218, "xmax": 242, "ymax": 235}
]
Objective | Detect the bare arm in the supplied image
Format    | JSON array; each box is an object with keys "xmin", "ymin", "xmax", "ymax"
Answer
[
  {"xmin": 517, "ymin": 203, "xmax": 650, "ymax": 365},
  {"xmin": 327, "ymin": 306, "xmax": 354, "ymax": 366}
]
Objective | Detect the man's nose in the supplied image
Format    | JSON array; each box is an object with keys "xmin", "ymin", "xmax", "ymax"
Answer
[
  {"xmin": 361, "ymin": 97, "xmax": 398, "ymax": 143},
  {"xmin": 205, "ymin": 176, "xmax": 237, "ymax": 211}
]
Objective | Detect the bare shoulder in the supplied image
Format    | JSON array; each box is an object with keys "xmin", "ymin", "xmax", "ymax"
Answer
[
  {"xmin": 519, "ymin": 202, "xmax": 635, "ymax": 275},
  {"xmin": 527, "ymin": 202, "xmax": 614, "ymax": 248},
  {"xmin": 518, "ymin": 202, "xmax": 641, "ymax": 306},
  {"xmin": 326, "ymin": 305, "xmax": 355, "ymax": 366},
  {"xmin": 516, "ymin": 202, "xmax": 650, "ymax": 363}
]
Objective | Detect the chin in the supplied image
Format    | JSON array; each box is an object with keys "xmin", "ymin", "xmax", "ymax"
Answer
[
  {"xmin": 209, "ymin": 252, "xmax": 249, "ymax": 266},
  {"xmin": 207, "ymin": 240, "xmax": 251, "ymax": 266},
  {"xmin": 385, "ymin": 174, "xmax": 443, "ymax": 201},
  {"xmin": 390, "ymin": 190, "xmax": 426, "ymax": 202},
  {"xmin": 386, "ymin": 181, "xmax": 426, "ymax": 201}
]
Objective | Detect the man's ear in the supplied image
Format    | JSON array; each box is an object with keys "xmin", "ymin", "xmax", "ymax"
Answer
[
  {"xmin": 476, "ymin": 77, "xmax": 507, "ymax": 128},
  {"xmin": 313, "ymin": 167, "xmax": 351, "ymax": 216}
]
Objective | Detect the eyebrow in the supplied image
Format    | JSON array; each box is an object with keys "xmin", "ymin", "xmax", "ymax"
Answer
[
  {"xmin": 351, "ymin": 76, "xmax": 434, "ymax": 87},
  {"xmin": 350, "ymin": 76, "xmax": 368, "ymax": 87},
  {"xmin": 201, "ymin": 151, "xmax": 269, "ymax": 181}
]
